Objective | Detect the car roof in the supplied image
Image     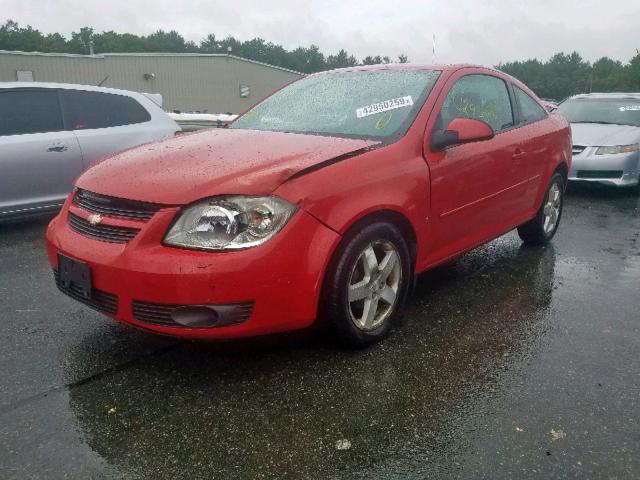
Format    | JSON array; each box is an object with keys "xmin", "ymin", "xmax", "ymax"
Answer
[
  {"xmin": 569, "ymin": 92, "xmax": 640, "ymax": 100},
  {"xmin": 311, "ymin": 63, "xmax": 488, "ymax": 75},
  {"xmin": 0, "ymin": 81, "xmax": 144, "ymax": 98},
  {"xmin": 308, "ymin": 63, "xmax": 540, "ymax": 100}
]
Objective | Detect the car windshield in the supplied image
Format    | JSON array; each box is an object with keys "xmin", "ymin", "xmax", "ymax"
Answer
[
  {"xmin": 231, "ymin": 69, "xmax": 441, "ymax": 140},
  {"xmin": 557, "ymin": 97, "xmax": 640, "ymax": 127}
]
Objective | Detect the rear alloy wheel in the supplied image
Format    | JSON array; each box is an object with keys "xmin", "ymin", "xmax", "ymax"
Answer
[
  {"xmin": 324, "ymin": 222, "xmax": 411, "ymax": 347},
  {"xmin": 518, "ymin": 172, "xmax": 565, "ymax": 245}
]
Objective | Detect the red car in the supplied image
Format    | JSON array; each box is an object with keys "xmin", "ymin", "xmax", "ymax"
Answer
[{"xmin": 46, "ymin": 64, "xmax": 571, "ymax": 346}]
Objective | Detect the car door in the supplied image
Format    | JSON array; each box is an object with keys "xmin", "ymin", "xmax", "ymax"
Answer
[
  {"xmin": 424, "ymin": 72, "xmax": 529, "ymax": 263},
  {"xmin": 59, "ymin": 89, "xmax": 167, "ymax": 167},
  {"xmin": 511, "ymin": 84, "xmax": 552, "ymax": 209},
  {"xmin": 0, "ymin": 88, "xmax": 83, "ymax": 216}
]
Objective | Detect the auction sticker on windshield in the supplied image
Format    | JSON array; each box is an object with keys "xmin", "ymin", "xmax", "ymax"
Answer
[{"xmin": 356, "ymin": 96, "xmax": 414, "ymax": 118}]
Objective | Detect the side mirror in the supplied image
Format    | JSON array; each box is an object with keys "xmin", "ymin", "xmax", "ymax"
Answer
[{"xmin": 430, "ymin": 118, "xmax": 495, "ymax": 151}]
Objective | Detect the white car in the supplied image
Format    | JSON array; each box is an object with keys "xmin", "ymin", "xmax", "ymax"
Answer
[{"xmin": 0, "ymin": 82, "xmax": 180, "ymax": 218}]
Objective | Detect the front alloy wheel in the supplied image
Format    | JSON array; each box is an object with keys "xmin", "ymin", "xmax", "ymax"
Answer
[
  {"xmin": 347, "ymin": 240, "xmax": 402, "ymax": 331},
  {"xmin": 323, "ymin": 222, "xmax": 411, "ymax": 347}
]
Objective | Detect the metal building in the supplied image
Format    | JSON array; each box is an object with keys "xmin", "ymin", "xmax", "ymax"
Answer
[{"xmin": 0, "ymin": 50, "xmax": 303, "ymax": 113}]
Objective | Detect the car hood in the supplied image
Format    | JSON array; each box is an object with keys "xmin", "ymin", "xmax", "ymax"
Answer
[
  {"xmin": 571, "ymin": 122, "xmax": 640, "ymax": 147},
  {"xmin": 76, "ymin": 128, "xmax": 380, "ymax": 205}
]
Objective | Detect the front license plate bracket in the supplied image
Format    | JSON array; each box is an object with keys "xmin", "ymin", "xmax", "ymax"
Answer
[{"xmin": 58, "ymin": 254, "xmax": 92, "ymax": 300}]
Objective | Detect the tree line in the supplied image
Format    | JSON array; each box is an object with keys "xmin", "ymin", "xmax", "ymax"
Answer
[
  {"xmin": 498, "ymin": 51, "xmax": 640, "ymax": 101},
  {"xmin": 1, "ymin": 20, "xmax": 639, "ymax": 99},
  {"xmin": 0, "ymin": 20, "xmax": 408, "ymax": 73}
]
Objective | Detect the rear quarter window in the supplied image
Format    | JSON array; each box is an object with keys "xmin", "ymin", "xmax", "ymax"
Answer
[
  {"xmin": 60, "ymin": 90, "xmax": 151, "ymax": 130},
  {"xmin": 0, "ymin": 89, "xmax": 63, "ymax": 136},
  {"xmin": 514, "ymin": 86, "xmax": 547, "ymax": 124}
]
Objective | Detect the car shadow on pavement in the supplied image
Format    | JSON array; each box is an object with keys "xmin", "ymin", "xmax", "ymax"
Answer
[{"xmin": 62, "ymin": 238, "xmax": 557, "ymax": 478}]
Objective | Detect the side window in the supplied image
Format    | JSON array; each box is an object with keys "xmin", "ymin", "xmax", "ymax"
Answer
[
  {"xmin": 0, "ymin": 89, "xmax": 63, "ymax": 136},
  {"xmin": 436, "ymin": 74, "xmax": 514, "ymax": 132},
  {"xmin": 60, "ymin": 90, "xmax": 151, "ymax": 130},
  {"xmin": 514, "ymin": 86, "xmax": 547, "ymax": 124}
]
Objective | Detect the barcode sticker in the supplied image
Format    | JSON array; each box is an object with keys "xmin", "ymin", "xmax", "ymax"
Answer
[{"xmin": 356, "ymin": 96, "xmax": 414, "ymax": 118}]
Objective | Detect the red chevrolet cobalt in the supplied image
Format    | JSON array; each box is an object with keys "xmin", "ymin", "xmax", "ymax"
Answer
[{"xmin": 46, "ymin": 64, "xmax": 571, "ymax": 346}]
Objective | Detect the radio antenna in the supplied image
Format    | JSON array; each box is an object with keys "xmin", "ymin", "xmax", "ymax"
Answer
[{"xmin": 432, "ymin": 34, "xmax": 436, "ymax": 64}]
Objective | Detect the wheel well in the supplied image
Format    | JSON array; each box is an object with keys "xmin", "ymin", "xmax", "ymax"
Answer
[
  {"xmin": 343, "ymin": 210, "xmax": 418, "ymax": 267},
  {"xmin": 318, "ymin": 209, "xmax": 419, "ymax": 323},
  {"xmin": 554, "ymin": 162, "xmax": 569, "ymax": 186}
]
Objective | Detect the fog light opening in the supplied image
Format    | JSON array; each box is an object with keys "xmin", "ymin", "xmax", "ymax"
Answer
[{"xmin": 170, "ymin": 306, "xmax": 219, "ymax": 328}]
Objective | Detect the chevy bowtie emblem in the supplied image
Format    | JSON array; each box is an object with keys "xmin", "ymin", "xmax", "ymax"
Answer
[{"xmin": 88, "ymin": 214, "xmax": 103, "ymax": 225}]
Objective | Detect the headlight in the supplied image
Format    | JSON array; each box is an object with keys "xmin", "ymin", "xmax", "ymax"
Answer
[
  {"xmin": 164, "ymin": 196, "xmax": 297, "ymax": 251},
  {"xmin": 595, "ymin": 144, "xmax": 639, "ymax": 155}
]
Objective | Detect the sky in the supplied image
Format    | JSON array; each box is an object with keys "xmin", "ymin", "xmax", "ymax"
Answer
[{"xmin": 2, "ymin": 0, "xmax": 639, "ymax": 65}]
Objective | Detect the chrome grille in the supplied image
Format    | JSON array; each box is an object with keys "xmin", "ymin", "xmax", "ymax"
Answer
[
  {"xmin": 73, "ymin": 189, "xmax": 164, "ymax": 221},
  {"xmin": 68, "ymin": 212, "xmax": 140, "ymax": 243}
]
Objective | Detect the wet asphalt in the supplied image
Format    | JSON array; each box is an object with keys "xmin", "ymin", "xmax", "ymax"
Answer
[{"xmin": 0, "ymin": 184, "xmax": 639, "ymax": 479}]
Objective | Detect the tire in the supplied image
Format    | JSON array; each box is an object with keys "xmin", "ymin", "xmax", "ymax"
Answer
[
  {"xmin": 518, "ymin": 172, "xmax": 565, "ymax": 245},
  {"xmin": 323, "ymin": 222, "xmax": 412, "ymax": 348}
]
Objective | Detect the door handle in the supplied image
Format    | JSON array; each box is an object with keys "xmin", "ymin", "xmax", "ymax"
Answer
[
  {"xmin": 47, "ymin": 144, "xmax": 68, "ymax": 153},
  {"xmin": 512, "ymin": 149, "xmax": 526, "ymax": 160}
]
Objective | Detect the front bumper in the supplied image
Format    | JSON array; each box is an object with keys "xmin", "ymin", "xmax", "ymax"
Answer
[
  {"xmin": 46, "ymin": 198, "xmax": 341, "ymax": 339},
  {"xmin": 568, "ymin": 147, "xmax": 640, "ymax": 187}
]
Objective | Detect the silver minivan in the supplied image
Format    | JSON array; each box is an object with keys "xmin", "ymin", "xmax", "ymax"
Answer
[{"xmin": 0, "ymin": 82, "xmax": 180, "ymax": 218}]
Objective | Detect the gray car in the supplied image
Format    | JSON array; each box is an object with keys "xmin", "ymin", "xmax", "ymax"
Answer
[
  {"xmin": 0, "ymin": 82, "xmax": 180, "ymax": 218},
  {"xmin": 557, "ymin": 93, "xmax": 640, "ymax": 189}
]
